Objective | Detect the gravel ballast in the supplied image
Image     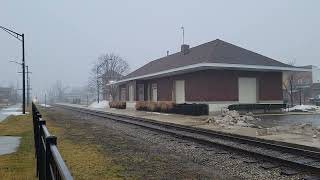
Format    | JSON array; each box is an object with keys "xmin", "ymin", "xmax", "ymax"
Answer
[{"xmin": 45, "ymin": 106, "xmax": 310, "ymax": 180}]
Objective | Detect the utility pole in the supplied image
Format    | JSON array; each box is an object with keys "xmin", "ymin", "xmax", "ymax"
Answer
[
  {"xmin": 97, "ymin": 66, "xmax": 100, "ymax": 103},
  {"xmin": 299, "ymin": 88, "xmax": 302, "ymax": 105},
  {"xmin": 16, "ymin": 80, "xmax": 19, "ymax": 103},
  {"xmin": 87, "ymin": 95, "xmax": 89, "ymax": 107},
  {"xmin": 0, "ymin": 25, "xmax": 26, "ymax": 114},
  {"xmin": 45, "ymin": 94, "xmax": 47, "ymax": 107},
  {"xmin": 16, "ymin": 64, "xmax": 31, "ymax": 107},
  {"xmin": 290, "ymin": 75, "xmax": 294, "ymax": 107},
  {"xmin": 26, "ymin": 65, "xmax": 31, "ymax": 107},
  {"xmin": 22, "ymin": 34, "xmax": 25, "ymax": 113},
  {"xmin": 181, "ymin": 26, "xmax": 185, "ymax": 44}
]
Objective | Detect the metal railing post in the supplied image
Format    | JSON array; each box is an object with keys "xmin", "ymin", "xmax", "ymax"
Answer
[
  {"xmin": 32, "ymin": 103, "xmax": 38, "ymax": 176},
  {"xmin": 36, "ymin": 112, "xmax": 42, "ymax": 176},
  {"xmin": 46, "ymin": 136, "xmax": 57, "ymax": 180},
  {"xmin": 38, "ymin": 120, "xmax": 46, "ymax": 180}
]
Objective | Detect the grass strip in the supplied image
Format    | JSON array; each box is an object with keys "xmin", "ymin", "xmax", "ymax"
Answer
[{"xmin": 0, "ymin": 113, "xmax": 35, "ymax": 180}]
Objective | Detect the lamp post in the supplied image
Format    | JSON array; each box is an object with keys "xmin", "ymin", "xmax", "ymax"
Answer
[{"xmin": 1, "ymin": 25, "xmax": 26, "ymax": 114}]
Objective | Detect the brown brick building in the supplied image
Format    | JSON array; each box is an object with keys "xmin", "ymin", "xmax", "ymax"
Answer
[{"xmin": 111, "ymin": 39, "xmax": 308, "ymax": 111}]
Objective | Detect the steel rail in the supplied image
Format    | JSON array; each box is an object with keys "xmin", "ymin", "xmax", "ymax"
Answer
[{"xmin": 54, "ymin": 104, "xmax": 320, "ymax": 174}]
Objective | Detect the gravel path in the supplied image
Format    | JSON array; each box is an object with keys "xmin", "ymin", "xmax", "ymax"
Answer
[{"xmin": 45, "ymin": 107, "xmax": 307, "ymax": 180}]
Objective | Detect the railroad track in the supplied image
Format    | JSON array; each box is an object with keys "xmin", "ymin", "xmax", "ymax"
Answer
[{"xmin": 53, "ymin": 104, "xmax": 320, "ymax": 177}]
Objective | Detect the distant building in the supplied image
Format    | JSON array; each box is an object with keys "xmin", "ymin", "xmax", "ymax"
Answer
[
  {"xmin": 283, "ymin": 65, "xmax": 320, "ymax": 105},
  {"xmin": 110, "ymin": 39, "xmax": 308, "ymax": 112},
  {"xmin": 311, "ymin": 66, "xmax": 320, "ymax": 83},
  {"xmin": 0, "ymin": 87, "xmax": 14, "ymax": 105}
]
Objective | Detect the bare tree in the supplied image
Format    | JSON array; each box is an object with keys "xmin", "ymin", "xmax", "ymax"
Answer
[
  {"xmin": 50, "ymin": 80, "xmax": 69, "ymax": 102},
  {"xmin": 88, "ymin": 61, "xmax": 105, "ymax": 102},
  {"xmin": 283, "ymin": 60, "xmax": 307, "ymax": 106},
  {"xmin": 88, "ymin": 53, "xmax": 129, "ymax": 101}
]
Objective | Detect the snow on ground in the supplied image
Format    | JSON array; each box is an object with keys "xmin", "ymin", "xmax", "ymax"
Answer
[
  {"xmin": 0, "ymin": 104, "xmax": 26, "ymax": 122},
  {"xmin": 0, "ymin": 136, "xmax": 21, "ymax": 155},
  {"xmin": 1, "ymin": 111, "xmax": 29, "ymax": 116},
  {"xmin": 206, "ymin": 109, "xmax": 260, "ymax": 129},
  {"xmin": 285, "ymin": 105, "xmax": 320, "ymax": 112},
  {"xmin": 39, "ymin": 104, "xmax": 52, "ymax": 107},
  {"xmin": 205, "ymin": 108, "xmax": 320, "ymax": 141},
  {"xmin": 89, "ymin": 100, "xmax": 109, "ymax": 109},
  {"xmin": 146, "ymin": 112, "xmax": 170, "ymax": 116},
  {"xmin": 2, "ymin": 107, "xmax": 21, "ymax": 111}
]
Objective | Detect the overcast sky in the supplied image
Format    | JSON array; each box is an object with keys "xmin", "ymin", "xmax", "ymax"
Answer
[{"xmin": 1, "ymin": 0, "xmax": 320, "ymax": 95}]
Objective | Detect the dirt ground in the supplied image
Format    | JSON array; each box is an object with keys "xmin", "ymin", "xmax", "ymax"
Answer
[{"xmin": 43, "ymin": 107, "xmax": 236, "ymax": 180}]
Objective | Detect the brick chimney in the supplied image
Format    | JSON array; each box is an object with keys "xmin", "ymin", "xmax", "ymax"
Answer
[{"xmin": 181, "ymin": 44, "xmax": 190, "ymax": 55}]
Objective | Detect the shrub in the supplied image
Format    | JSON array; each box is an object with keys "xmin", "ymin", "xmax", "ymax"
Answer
[
  {"xmin": 159, "ymin": 101, "xmax": 175, "ymax": 112},
  {"xmin": 109, "ymin": 101, "xmax": 126, "ymax": 109},
  {"xmin": 148, "ymin": 102, "xmax": 158, "ymax": 112},
  {"xmin": 135, "ymin": 101, "xmax": 147, "ymax": 111},
  {"xmin": 136, "ymin": 101, "xmax": 175, "ymax": 113}
]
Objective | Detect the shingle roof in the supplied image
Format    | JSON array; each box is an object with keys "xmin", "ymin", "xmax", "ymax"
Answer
[{"xmin": 124, "ymin": 39, "xmax": 292, "ymax": 79}]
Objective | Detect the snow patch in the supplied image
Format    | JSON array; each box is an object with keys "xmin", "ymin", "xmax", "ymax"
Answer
[
  {"xmin": 146, "ymin": 112, "xmax": 170, "ymax": 116},
  {"xmin": 2, "ymin": 107, "xmax": 21, "ymax": 111},
  {"xmin": 0, "ymin": 136, "xmax": 21, "ymax": 155},
  {"xmin": 2, "ymin": 112, "xmax": 29, "ymax": 116},
  {"xmin": 285, "ymin": 105, "xmax": 320, "ymax": 112},
  {"xmin": 1, "ymin": 104, "xmax": 26, "ymax": 122},
  {"xmin": 39, "ymin": 104, "xmax": 52, "ymax": 107},
  {"xmin": 206, "ymin": 109, "xmax": 260, "ymax": 129},
  {"xmin": 89, "ymin": 100, "xmax": 109, "ymax": 109}
]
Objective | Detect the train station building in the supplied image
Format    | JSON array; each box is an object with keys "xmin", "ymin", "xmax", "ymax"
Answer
[{"xmin": 111, "ymin": 39, "xmax": 308, "ymax": 112}]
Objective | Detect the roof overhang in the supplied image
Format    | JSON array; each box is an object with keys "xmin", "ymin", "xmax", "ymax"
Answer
[{"xmin": 109, "ymin": 63, "xmax": 311, "ymax": 85}]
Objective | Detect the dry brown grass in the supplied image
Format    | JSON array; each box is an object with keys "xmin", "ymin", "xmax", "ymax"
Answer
[
  {"xmin": 0, "ymin": 108, "xmax": 124, "ymax": 180},
  {"xmin": 44, "ymin": 113, "xmax": 124, "ymax": 180},
  {"xmin": 0, "ymin": 113, "xmax": 35, "ymax": 180},
  {"xmin": 109, "ymin": 101, "xmax": 126, "ymax": 109},
  {"xmin": 136, "ymin": 101, "xmax": 175, "ymax": 112}
]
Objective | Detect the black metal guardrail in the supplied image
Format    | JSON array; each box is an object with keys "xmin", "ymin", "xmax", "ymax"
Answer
[{"xmin": 32, "ymin": 102, "xmax": 73, "ymax": 180}]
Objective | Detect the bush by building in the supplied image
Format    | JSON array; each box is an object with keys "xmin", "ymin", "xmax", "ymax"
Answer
[
  {"xmin": 135, "ymin": 101, "xmax": 175, "ymax": 113},
  {"xmin": 109, "ymin": 101, "xmax": 126, "ymax": 109}
]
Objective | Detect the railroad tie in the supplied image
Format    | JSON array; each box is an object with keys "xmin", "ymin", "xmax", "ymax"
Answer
[
  {"xmin": 302, "ymin": 176, "xmax": 320, "ymax": 180},
  {"xmin": 280, "ymin": 168, "xmax": 299, "ymax": 176}
]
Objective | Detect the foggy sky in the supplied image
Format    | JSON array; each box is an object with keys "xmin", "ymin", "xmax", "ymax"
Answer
[{"xmin": 1, "ymin": 0, "xmax": 320, "ymax": 96}]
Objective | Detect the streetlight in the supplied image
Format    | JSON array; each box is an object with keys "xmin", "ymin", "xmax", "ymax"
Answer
[{"xmin": 1, "ymin": 25, "xmax": 26, "ymax": 114}]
